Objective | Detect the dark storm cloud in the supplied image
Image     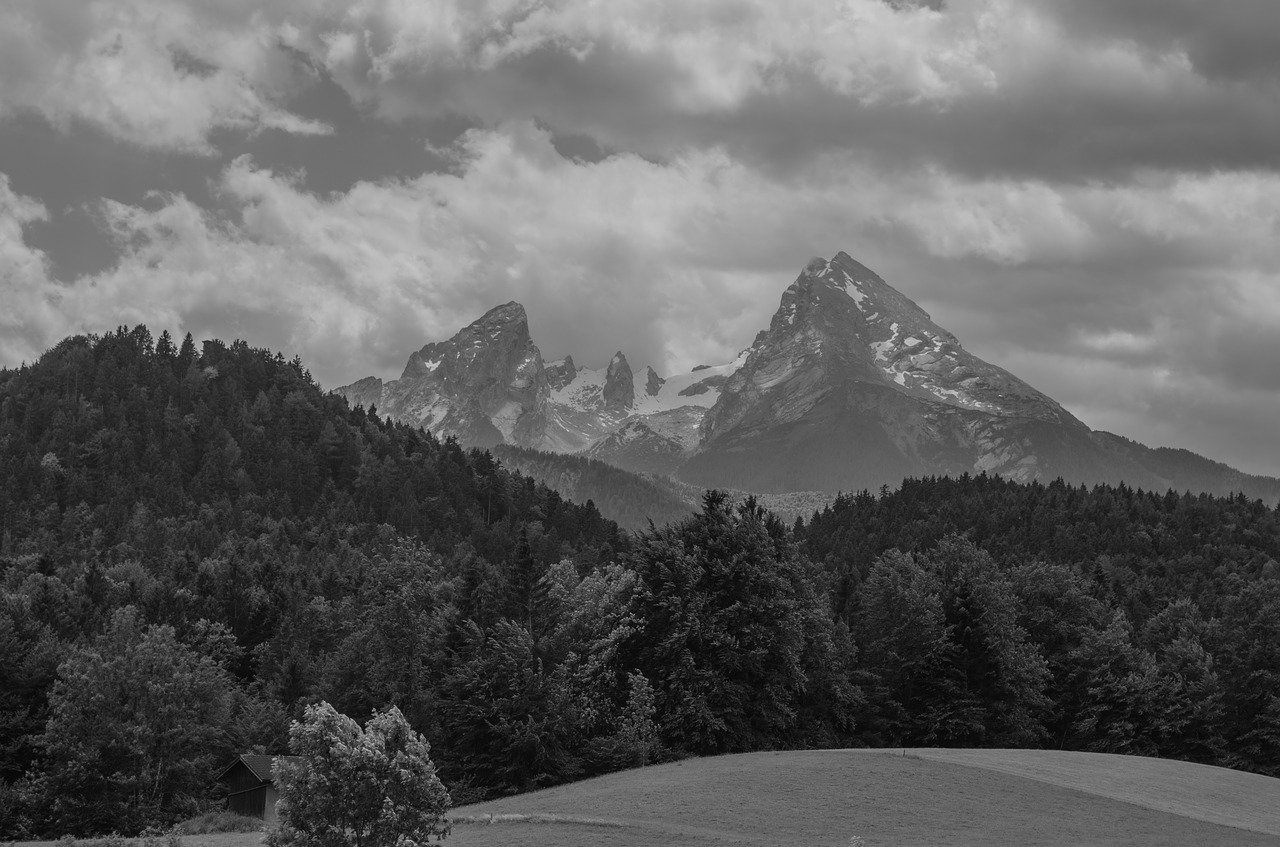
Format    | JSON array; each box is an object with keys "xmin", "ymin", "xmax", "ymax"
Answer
[
  {"xmin": 640, "ymin": 72, "xmax": 1280, "ymax": 183},
  {"xmin": 1207, "ymin": 322, "xmax": 1280, "ymax": 393},
  {"xmin": 309, "ymin": 3, "xmax": 1280, "ymax": 183},
  {"xmin": 1033, "ymin": 0, "xmax": 1280, "ymax": 82}
]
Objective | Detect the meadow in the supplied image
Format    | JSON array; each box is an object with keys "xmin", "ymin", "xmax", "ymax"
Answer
[
  {"xmin": 443, "ymin": 749, "xmax": 1280, "ymax": 846},
  {"xmin": 15, "ymin": 748, "xmax": 1279, "ymax": 846}
]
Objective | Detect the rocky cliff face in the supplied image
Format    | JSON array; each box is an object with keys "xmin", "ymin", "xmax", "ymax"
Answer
[
  {"xmin": 603, "ymin": 352, "xmax": 635, "ymax": 409},
  {"xmin": 645, "ymin": 367, "xmax": 665, "ymax": 397},
  {"xmin": 546, "ymin": 356, "xmax": 578, "ymax": 391},
  {"xmin": 340, "ymin": 302, "xmax": 549, "ymax": 447}
]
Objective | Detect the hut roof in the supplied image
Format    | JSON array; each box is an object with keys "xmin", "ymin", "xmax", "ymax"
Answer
[{"xmin": 217, "ymin": 754, "xmax": 302, "ymax": 784}]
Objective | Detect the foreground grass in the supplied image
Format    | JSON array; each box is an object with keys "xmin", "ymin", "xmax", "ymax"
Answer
[
  {"xmin": 169, "ymin": 813, "xmax": 264, "ymax": 836},
  {"xmin": 8, "ymin": 837, "xmax": 263, "ymax": 847},
  {"xmin": 12, "ymin": 750, "xmax": 1279, "ymax": 847},
  {"xmin": 448, "ymin": 749, "xmax": 1280, "ymax": 847}
]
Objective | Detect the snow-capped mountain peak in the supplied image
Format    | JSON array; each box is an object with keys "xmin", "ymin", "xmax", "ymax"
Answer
[{"xmin": 760, "ymin": 252, "xmax": 1072, "ymax": 423}]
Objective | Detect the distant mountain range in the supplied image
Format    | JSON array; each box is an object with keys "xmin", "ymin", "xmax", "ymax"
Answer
[{"xmin": 338, "ymin": 252, "xmax": 1280, "ymax": 503}]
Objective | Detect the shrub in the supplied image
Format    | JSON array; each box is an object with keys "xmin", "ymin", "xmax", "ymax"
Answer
[{"xmin": 268, "ymin": 702, "xmax": 451, "ymax": 847}]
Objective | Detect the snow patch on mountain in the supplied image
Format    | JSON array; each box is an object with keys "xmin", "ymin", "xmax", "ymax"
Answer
[
  {"xmin": 553, "ymin": 366, "xmax": 607, "ymax": 411},
  {"xmin": 840, "ymin": 270, "xmax": 869, "ymax": 308},
  {"xmin": 632, "ymin": 350, "xmax": 750, "ymax": 415},
  {"xmin": 872, "ymin": 323, "xmax": 901, "ymax": 363}
]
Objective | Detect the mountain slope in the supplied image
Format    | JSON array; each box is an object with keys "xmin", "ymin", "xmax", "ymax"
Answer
[
  {"xmin": 683, "ymin": 253, "xmax": 1167, "ymax": 493},
  {"xmin": 1091, "ymin": 430, "xmax": 1280, "ymax": 502},
  {"xmin": 491, "ymin": 445, "xmax": 693, "ymax": 531}
]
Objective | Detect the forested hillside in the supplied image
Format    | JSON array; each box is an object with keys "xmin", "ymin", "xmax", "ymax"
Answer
[
  {"xmin": 491, "ymin": 445, "xmax": 693, "ymax": 530},
  {"xmin": 800, "ymin": 476, "xmax": 1280, "ymax": 761},
  {"xmin": 3, "ymin": 327, "xmax": 1279, "ymax": 838},
  {"xmin": 0, "ymin": 328, "xmax": 623, "ymax": 834}
]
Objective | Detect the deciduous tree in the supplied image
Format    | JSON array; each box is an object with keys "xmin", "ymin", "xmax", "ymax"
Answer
[
  {"xmin": 269, "ymin": 702, "xmax": 450, "ymax": 847},
  {"xmin": 37, "ymin": 607, "xmax": 235, "ymax": 834}
]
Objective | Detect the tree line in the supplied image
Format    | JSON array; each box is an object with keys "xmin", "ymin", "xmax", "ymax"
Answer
[{"xmin": 2, "ymin": 326, "xmax": 1278, "ymax": 836}]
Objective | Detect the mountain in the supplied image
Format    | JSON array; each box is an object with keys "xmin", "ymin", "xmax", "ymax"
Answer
[
  {"xmin": 337, "ymin": 253, "xmax": 1280, "ymax": 502},
  {"xmin": 340, "ymin": 301, "xmax": 554, "ymax": 447},
  {"xmin": 683, "ymin": 253, "xmax": 1160, "ymax": 493},
  {"xmin": 339, "ymin": 304, "xmax": 740, "ymax": 461}
]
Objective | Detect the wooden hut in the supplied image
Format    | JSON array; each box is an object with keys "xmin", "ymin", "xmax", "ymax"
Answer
[{"xmin": 216, "ymin": 754, "xmax": 301, "ymax": 824}]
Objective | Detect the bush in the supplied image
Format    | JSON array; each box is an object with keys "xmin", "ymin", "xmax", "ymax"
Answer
[{"xmin": 268, "ymin": 702, "xmax": 451, "ymax": 847}]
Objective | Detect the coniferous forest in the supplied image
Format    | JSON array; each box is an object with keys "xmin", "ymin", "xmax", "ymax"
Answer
[{"xmin": 3, "ymin": 327, "xmax": 1280, "ymax": 836}]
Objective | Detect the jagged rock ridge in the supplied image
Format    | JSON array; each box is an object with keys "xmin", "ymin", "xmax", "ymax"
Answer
[
  {"xmin": 346, "ymin": 302, "xmax": 548, "ymax": 448},
  {"xmin": 603, "ymin": 352, "xmax": 634, "ymax": 410}
]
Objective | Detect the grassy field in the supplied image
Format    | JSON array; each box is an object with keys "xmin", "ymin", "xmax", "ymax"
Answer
[
  {"xmin": 14, "ymin": 749, "xmax": 1280, "ymax": 847},
  {"xmin": 10, "ymin": 837, "xmax": 265, "ymax": 847},
  {"xmin": 909, "ymin": 747, "xmax": 1280, "ymax": 836},
  {"xmin": 447, "ymin": 749, "xmax": 1280, "ymax": 847}
]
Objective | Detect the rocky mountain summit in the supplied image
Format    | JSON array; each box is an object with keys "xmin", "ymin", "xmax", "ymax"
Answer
[
  {"xmin": 338, "ymin": 300, "xmax": 736, "ymax": 464},
  {"xmin": 337, "ymin": 253, "xmax": 1279, "ymax": 498},
  {"xmin": 684, "ymin": 253, "xmax": 1112, "ymax": 491},
  {"xmin": 344, "ymin": 302, "xmax": 548, "ymax": 447}
]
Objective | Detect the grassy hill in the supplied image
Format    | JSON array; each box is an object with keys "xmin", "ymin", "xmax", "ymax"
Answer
[
  {"xmin": 15, "ymin": 749, "xmax": 1277, "ymax": 847},
  {"xmin": 446, "ymin": 749, "xmax": 1280, "ymax": 847}
]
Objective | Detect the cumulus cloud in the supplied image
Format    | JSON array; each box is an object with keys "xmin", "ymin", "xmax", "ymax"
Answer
[
  {"xmin": 0, "ymin": 176, "xmax": 66, "ymax": 367},
  {"xmin": 0, "ymin": 0, "xmax": 330, "ymax": 153}
]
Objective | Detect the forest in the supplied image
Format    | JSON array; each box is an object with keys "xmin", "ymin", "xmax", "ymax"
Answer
[{"xmin": 2, "ymin": 326, "xmax": 1279, "ymax": 836}]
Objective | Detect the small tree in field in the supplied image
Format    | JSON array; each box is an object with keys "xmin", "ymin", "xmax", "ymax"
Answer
[{"xmin": 268, "ymin": 702, "xmax": 450, "ymax": 847}]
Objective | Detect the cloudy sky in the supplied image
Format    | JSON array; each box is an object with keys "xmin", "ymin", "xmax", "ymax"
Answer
[{"xmin": 3, "ymin": 0, "xmax": 1280, "ymax": 475}]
